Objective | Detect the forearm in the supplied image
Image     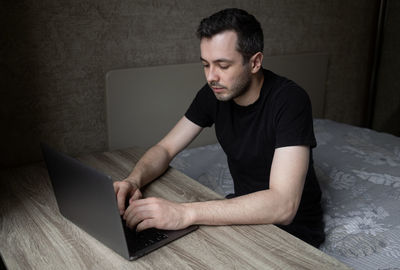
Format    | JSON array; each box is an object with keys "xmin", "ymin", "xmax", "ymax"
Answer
[
  {"xmin": 125, "ymin": 144, "xmax": 172, "ymax": 188},
  {"xmin": 125, "ymin": 117, "xmax": 202, "ymax": 189},
  {"xmin": 184, "ymin": 189, "xmax": 298, "ymax": 227}
]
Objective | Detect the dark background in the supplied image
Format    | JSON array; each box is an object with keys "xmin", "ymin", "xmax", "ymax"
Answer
[{"xmin": 1, "ymin": 0, "xmax": 398, "ymax": 168}]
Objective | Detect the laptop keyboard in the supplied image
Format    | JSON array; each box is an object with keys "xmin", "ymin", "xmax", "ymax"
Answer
[
  {"xmin": 121, "ymin": 218, "xmax": 168, "ymax": 251},
  {"xmin": 136, "ymin": 228, "xmax": 168, "ymax": 248}
]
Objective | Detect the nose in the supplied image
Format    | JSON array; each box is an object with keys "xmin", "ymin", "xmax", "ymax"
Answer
[{"xmin": 205, "ymin": 66, "xmax": 219, "ymax": 83}]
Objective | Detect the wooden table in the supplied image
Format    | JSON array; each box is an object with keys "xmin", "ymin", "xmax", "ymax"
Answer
[{"xmin": 0, "ymin": 147, "xmax": 350, "ymax": 269}]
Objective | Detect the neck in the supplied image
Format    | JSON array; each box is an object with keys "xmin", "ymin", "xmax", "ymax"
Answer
[{"xmin": 233, "ymin": 70, "xmax": 264, "ymax": 106}]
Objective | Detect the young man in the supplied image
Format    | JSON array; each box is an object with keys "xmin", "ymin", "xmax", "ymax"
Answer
[{"xmin": 114, "ymin": 8, "xmax": 325, "ymax": 247}]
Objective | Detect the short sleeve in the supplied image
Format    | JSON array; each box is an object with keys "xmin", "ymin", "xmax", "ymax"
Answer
[
  {"xmin": 185, "ymin": 84, "xmax": 216, "ymax": 128},
  {"xmin": 273, "ymin": 84, "xmax": 316, "ymax": 148}
]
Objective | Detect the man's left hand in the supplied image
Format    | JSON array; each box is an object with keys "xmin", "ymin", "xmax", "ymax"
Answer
[{"xmin": 123, "ymin": 197, "xmax": 193, "ymax": 231}]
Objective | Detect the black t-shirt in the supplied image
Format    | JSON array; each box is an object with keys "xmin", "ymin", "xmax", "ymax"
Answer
[{"xmin": 185, "ymin": 69, "xmax": 324, "ymax": 247}]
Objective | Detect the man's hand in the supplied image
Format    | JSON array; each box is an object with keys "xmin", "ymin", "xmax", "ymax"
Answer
[
  {"xmin": 113, "ymin": 179, "xmax": 143, "ymax": 215},
  {"xmin": 123, "ymin": 197, "xmax": 193, "ymax": 231}
]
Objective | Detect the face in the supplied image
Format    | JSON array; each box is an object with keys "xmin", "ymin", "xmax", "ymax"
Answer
[{"xmin": 200, "ymin": 31, "xmax": 252, "ymax": 102}]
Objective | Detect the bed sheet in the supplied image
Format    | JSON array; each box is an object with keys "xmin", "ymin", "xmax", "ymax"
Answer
[{"xmin": 171, "ymin": 119, "xmax": 400, "ymax": 269}]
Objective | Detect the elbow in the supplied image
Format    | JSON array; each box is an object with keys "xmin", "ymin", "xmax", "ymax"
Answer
[
  {"xmin": 276, "ymin": 201, "xmax": 298, "ymax": 226},
  {"xmin": 279, "ymin": 215, "xmax": 295, "ymax": 226}
]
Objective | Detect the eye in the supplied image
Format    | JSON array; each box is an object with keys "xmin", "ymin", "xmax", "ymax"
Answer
[
  {"xmin": 218, "ymin": 62, "xmax": 230, "ymax": 69},
  {"xmin": 202, "ymin": 63, "xmax": 209, "ymax": 68}
]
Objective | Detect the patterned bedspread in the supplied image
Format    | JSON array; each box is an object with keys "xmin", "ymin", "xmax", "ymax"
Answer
[{"xmin": 171, "ymin": 119, "xmax": 400, "ymax": 270}]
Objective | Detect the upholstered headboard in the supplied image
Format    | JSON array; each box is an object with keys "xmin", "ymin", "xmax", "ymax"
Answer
[{"xmin": 106, "ymin": 53, "xmax": 328, "ymax": 150}]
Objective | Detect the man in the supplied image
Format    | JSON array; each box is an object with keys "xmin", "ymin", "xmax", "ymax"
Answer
[{"xmin": 114, "ymin": 8, "xmax": 325, "ymax": 247}]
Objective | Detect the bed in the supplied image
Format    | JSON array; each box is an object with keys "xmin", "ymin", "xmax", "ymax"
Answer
[{"xmin": 106, "ymin": 54, "xmax": 400, "ymax": 269}]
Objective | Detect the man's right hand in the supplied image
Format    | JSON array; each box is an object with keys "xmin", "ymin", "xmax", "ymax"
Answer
[{"xmin": 113, "ymin": 179, "xmax": 143, "ymax": 215}]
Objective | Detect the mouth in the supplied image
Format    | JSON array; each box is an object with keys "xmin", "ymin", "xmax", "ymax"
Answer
[
  {"xmin": 209, "ymin": 83, "xmax": 226, "ymax": 94},
  {"xmin": 211, "ymin": 87, "xmax": 225, "ymax": 94}
]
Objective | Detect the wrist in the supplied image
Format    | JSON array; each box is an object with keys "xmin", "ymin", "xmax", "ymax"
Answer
[
  {"xmin": 182, "ymin": 202, "xmax": 197, "ymax": 226},
  {"xmin": 124, "ymin": 177, "xmax": 141, "ymax": 189}
]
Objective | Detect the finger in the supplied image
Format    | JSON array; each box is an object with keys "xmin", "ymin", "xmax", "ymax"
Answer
[
  {"xmin": 124, "ymin": 197, "xmax": 159, "ymax": 222},
  {"xmin": 125, "ymin": 208, "xmax": 153, "ymax": 230},
  {"xmin": 123, "ymin": 200, "xmax": 147, "ymax": 221},
  {"xmin": 116, "ymin": 185, "xmax": 130, "ymax": 215},
  {"xmin": 113, "ymin": 181, "xmax": 120, "ymax": 193},
  {"xmin": 128, "ymin": 197, "xmax": 152, "ymax": 208},
  {"xmin": 136, "ymin": 219, "xmax": 154, "ymax": 232},
  {"xmin": 130, "ymin": 189, "xmax": 142, "ymax": 203}
]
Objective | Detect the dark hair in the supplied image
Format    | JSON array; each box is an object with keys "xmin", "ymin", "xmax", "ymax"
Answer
[{"xmin": 196, "ymin": 8, "xmax": 264, "ymax": 62}]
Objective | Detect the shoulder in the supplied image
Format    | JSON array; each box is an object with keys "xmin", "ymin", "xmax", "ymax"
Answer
[
  {"xmin": 264, "ymin": 71, "xmax": 311, "ymax": 110},
  {"xmin": 262, "ymin": 70, "xmax": 313, "ymax": 124}
]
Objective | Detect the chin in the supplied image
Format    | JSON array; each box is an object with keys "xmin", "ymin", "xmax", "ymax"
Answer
[{"xmin": 215, "ymin": 93, "xmax": 233, "ymax": 102}]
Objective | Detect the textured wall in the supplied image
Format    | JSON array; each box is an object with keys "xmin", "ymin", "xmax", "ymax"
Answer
[
  {"xmin": 373, "ymin": 0, "xmax": 400, "ymax": 136},
  {"xmin": 1, "ymin": 0, "xmax": 378, "ymax": 167}
]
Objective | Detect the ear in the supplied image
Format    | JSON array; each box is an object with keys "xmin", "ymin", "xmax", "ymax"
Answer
[{"xmin": 250, "ymin": 52, "xmax": 263, "ymax": 74}]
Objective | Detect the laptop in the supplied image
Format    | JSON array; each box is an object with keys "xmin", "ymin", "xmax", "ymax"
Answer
[{"xmin": 41, "ymin": 143, "xmax": 198, "ymax": 260}]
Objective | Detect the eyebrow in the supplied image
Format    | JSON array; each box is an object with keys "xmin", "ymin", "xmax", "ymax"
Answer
[{"xmin": 200, "ymin": 57, "xmax": 234, "ymax": 64}]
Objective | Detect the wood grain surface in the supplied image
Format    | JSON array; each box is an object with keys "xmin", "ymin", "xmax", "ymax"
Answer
[{"xmin": 0, "ymin": 147, "xmax": 351, "ymax": 269}]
